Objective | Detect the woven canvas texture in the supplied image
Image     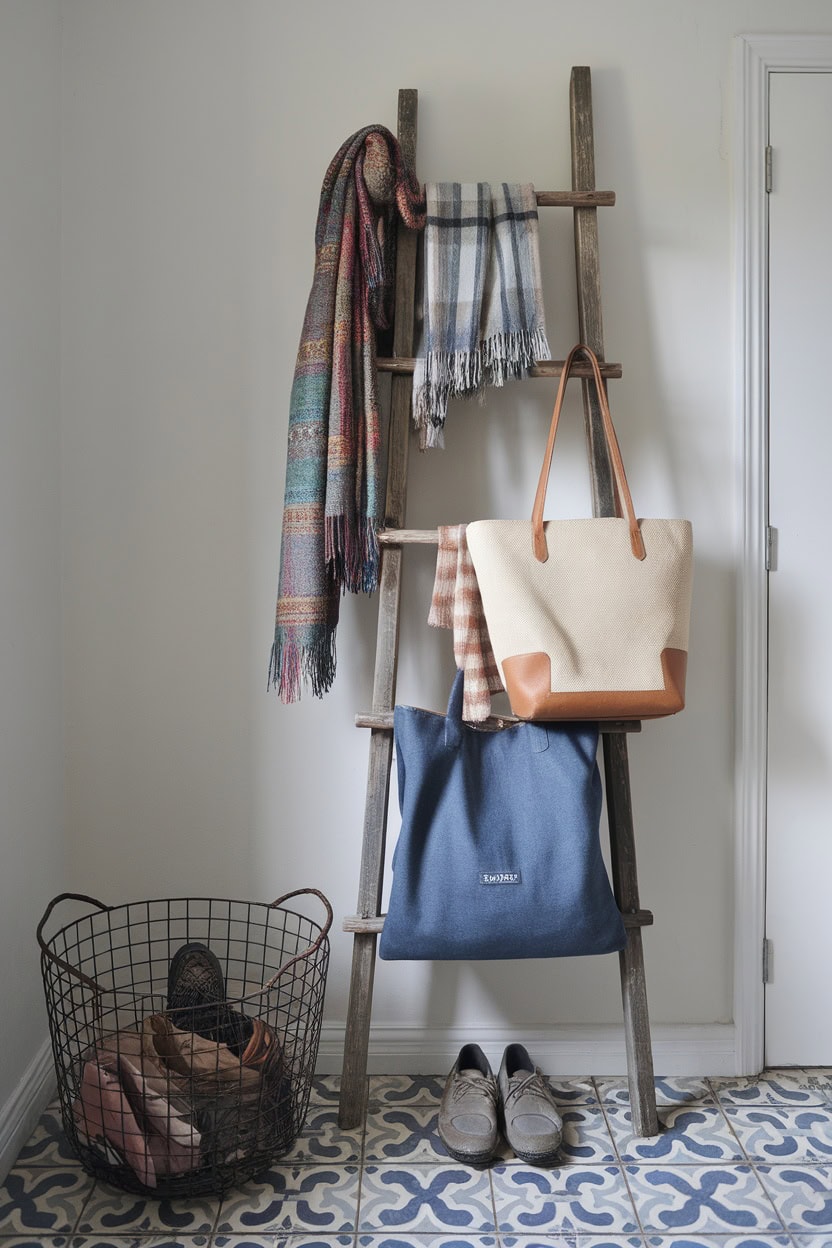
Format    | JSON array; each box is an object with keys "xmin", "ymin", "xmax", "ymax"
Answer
[{"xmin": 466, "ymin": 517, "xmax": 693, "ymax": 692}]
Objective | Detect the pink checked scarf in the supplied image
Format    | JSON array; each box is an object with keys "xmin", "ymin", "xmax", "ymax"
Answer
[{"xmin": 428, "ymin": 524, "xmax": 503, "ymax": 721}]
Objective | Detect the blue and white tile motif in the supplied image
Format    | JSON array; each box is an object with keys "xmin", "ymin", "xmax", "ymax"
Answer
[
  {"xmin": 711, "ymin": 1069, "xmax": 832, "ymax": 1106},
  {"xmin": 216, "ymin": 1165, "xmax": 360, "ymax": 1234},
  {"xmin": 726, "ymin": 1106, "xmax": 832, "ymax": 1163},
  {"xmin": 606, "ymin": 1107, "xmax": 745, "ymax": 1163},
  {"xmin": 643, "ymin": 1238, "xmax": 791, "ymax": 1248},
  {"xmin": 369, "ymin": 1075, "xmax": 446, "ymax": 1106},
  {"xmin": 214, "ymin": 1237, "xmax": 352, "ymax": 1248},
  {"xmin": 358, "ymin": 1165, "xmax": 495, "ymax": 1232},
  {"xmin": 364, "ymin": 1107, "xmax": 446, "ymax": 1163},
  {"xmin": 10, "ymin": 1066, "xmax": 832, "ymax": 1248},
  {"xmin": 625, "ymin": 1164, "xmax": 783, "ymax": 1234},
  {"xmin": 75, "ymin": 1185, "xmax": 220, "ymax": 1235},
  {"xmin": 555, "ymin": 1109, "xmax": 617, "ymax": 1164},
  {"xmin": 0, "ymin": 1166, "xmax": 95, "ymax": 1234},
  {"xmin": 595, "ymin": 1077, "xmax": 715, "ymax": 1108},
  {"xmin": 544, "ymin": 1076, "xmax": 599, "ymax": 1106},
  {"xmin": 756, "ymin": 1163, "xmax": 832, "ymax": 1232},
  {"xmin": 308, "ymin": 1074, "xmax": 342, "ymax": 1106},
  {"xmin": 14, "ymin": 1104, "xmax": 79, "ymax": 1167},
  {"xmin": 281, "ymin": 1107, "xmax": 363, "ymax": 1163},
  {"xmin": 491, "ymin": 1164, "xmax": 639, "ymax": 1235},
  {"xmin": 502, "ymin": 1238, "xmax": 644, "ymax": 1248},
  {"xmin": 357, "ymin": 1237, "xmax": 498, "ymax": 1248}
]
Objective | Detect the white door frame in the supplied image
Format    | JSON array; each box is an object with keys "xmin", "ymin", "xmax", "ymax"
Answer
[{"xmin": 734, "ymin": 33, "xmax": 832, "ymax": 1073}]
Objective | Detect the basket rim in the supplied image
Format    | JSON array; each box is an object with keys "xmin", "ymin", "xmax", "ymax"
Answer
[{"xmin": 37, "ymin": 889, "xmax": 332, "ymax": 1002}]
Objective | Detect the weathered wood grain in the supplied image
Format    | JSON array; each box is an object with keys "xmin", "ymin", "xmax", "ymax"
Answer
[{"xmin": 338, "ymin": 89, "xmax": 420, "ymax": 1131}]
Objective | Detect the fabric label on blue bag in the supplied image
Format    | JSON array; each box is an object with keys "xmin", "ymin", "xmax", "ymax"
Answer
[{"xmin": 479, "ymin": 871, "xmax": 522, "ymax": 885}]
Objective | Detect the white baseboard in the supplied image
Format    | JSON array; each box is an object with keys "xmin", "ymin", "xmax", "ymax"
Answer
[
  {"xmin": 0, "ymin": 1038, "xmax": 57, "ymax": 1183},
  {"xmin": 316, "ymin": 1021, "xmax": 738, "ymax": 1077}
]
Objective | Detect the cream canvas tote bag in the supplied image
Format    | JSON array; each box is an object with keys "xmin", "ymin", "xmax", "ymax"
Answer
[{"xmin": 466, "ymin": 344, "xmax": 693, "ymax": 720}]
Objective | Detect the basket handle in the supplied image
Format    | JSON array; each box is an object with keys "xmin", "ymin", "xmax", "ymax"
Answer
[
  {"xmin": 261, "ymin": 888, "xmax": 333, "ymax": 992},
  {"xmin": 36, "ymin": 892, "xmax": 112, "ymax": 993}
]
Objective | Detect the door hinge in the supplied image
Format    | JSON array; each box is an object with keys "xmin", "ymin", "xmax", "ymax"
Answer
[
  {"xmin": 765, "ymin": 525, "xmax": 778, "ymax": 571},
  {"xmin": 765, "ymin": 145, "xmax": 773, "ymax": 193},
  {"xmin": 762, "ymin": 937, "xmax": 773, "ymax": 983}
]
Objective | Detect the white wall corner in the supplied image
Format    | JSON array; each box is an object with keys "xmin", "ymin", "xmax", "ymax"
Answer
[
  {"xmin": 0, "ymin": 1038, "xmax": 56, "ymax": 1184},
  {"xmin": 316, "ymin": 1022, "xmax": 737, "ymax": 1078}
]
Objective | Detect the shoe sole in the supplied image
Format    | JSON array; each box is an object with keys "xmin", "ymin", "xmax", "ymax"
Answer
[
  {"xmin": 440, "ymin": 1141, "xmax": 497, "ymax": 1167},
  {"xmin": 510, "ymin": 1145, "xmax": 562, "ymax": 1166}
]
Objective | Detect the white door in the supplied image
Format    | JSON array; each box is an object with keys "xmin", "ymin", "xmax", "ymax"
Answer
[{"xmin": 766, "ymin": 69, "xmax": 832, "ymax": 1064}]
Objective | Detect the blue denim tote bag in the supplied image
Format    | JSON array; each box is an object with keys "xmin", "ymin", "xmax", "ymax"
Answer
[{"xmin": 379, "ymin": 672, "xmax": 626, "ymax": 960}]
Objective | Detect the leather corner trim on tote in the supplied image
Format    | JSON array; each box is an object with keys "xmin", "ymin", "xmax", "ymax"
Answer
[{"xmin": 503, "ymin": 649, "xmax": 688, "ymax": 721}]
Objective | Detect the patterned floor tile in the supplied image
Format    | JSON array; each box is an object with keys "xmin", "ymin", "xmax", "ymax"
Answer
[
  {"xmin": 595, "ymin": 1079, "xmax": 715, "ymax": 1109},
  {"xmin": 278, "ymin": 1108, "xmax": 363, "ymax": 1163},
  {"xmin": 368, "ymin": 1077, "xmax": 446, "ymax": 1107},
  {"xmin": 74, "ymin": 1186, "xmax": 220, "ymax": 1236},
  {"xmin": 213, "ymin": 1237, "xmax": 353, "ymax": 1248},
  {"xmin": 516, "ymin": 1078, "xmax": 597, "ymax": 1108},
  {"xmin": 606, "ymin": 1107, "xmax": 744, "ymax": 1164},
  {"xmin": 357, "ymin": 1237, "xmax": 498, "ymax": 1248},
  {"xmin": 364, "ymin": 1106, "xmax": 446, "ymax": 1163},
  {"xmin": 501, "ymin": 1236, "xmax": 644, "ymax": 1247},
  {"xmin": 308, "ymin": 1076, "xmax": 342, "ymax": 1106},
  {"xmin": 215, "ymin": 1166, "xmax": 359, "ymax": 1235},
  {"xmin": 710, "ymin": 1070, "xmax": 832, "ymax": 1107},
  {"xmin": 556, "ymin": 1109, "xmax": 617, "ymax": 1165},
  {"xmin": 70, "ymin": 1238, "xmax": 210, "ymax": 1247},
  {"xmin": 490, "ymin": 1164, "xmax": 639, "ymax": 1235},
  {"xmin": 14, "ymin": 1106, "xmax": 78, "ymax": 1168},
  {"xmin": 358, "ymin": 1164, "xmax": 495, "ymax": 1233},
  {"xmin": 0, "ymin": 1239, "xmax": 70, "ymax": 1247},
  {"xmin": 791, "ymin": 1237, "xmax": 832, "ymax": 1248},
  {"xmin": 725, "ymin": 1106, "xmax": 832, "ymax": 1163},
  {"xmin": 643, "ymin": 1238, "xmax": 791, "ymax": 1247},
  {"xmin": 624, "ymin": 1164, "xmax": 783, "ymax": 1235},
  {"xmin": 0, "ymin": 1166, "xmax": 95, "ymax": 1235},
  {"xmin": 755, "ymin": 1165, "xmax": 832, "ymax": 1233}
]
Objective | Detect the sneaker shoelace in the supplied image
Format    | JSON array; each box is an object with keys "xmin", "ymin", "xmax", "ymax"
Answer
[
  {"xmin": 504, "ymin": 1068, "xmax": 554, "ymax": 1107},
  {"xmin": 452, "ymin": 1071, "xmax": 498, "ymax": 1108}
]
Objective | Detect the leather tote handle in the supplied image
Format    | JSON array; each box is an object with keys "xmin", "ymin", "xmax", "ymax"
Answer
[{"xmin": 531, "ymin": 343, "xmax": 646, "ymax": 562}]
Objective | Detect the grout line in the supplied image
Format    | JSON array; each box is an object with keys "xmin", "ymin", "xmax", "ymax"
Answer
[
  {"xmin": 70, "ymin": 1172, "xmax": 98, "ymax": 1239},
  {"xmin": 594, "ymin": 1088, "xmax": 647, "ymax": 1241}
]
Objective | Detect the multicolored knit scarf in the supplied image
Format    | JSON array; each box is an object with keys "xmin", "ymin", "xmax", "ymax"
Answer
[{"xmin": 270, "ymin": 126, "xmax": 425, "ymax": 702}]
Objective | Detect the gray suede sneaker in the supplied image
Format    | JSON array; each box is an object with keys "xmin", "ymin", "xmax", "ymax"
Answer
[
  {"xmin": 438, "ymin": 1043, "xmax": 500, "ymax": 1165},
  {"xmin": 498, "ymin": 1043, "xmax": 562, "ymax": 1165}
]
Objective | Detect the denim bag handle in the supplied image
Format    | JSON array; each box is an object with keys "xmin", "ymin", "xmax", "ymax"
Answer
[{"xmin": 443, "ymin": 670, "xmax": 549, "ymax": 752}]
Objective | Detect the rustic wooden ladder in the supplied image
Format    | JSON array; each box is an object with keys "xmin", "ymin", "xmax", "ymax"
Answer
[{"xmin": 338, "ymin": 68, "xmax": 660, "ymax": 1139}]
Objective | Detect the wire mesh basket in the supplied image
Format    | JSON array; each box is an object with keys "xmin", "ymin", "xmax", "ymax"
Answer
[{"xmin": 37, "ymin": 888, "xmax": 332, "ymax": 1197}]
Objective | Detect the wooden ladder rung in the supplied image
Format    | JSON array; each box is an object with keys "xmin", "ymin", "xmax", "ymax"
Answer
[
  {"xmin": 355, "ymin": 710, "xmax": 642, "ymax": 733},
  {"xmin": 376, "ymin": 357, "xmax": 623, "ymax": 378},
  {"xmin": 536, "ymin": 190, "xmax": 615, "ymax": 207},
  {"xmin": 343, "ymin": 908, "xmax": 654, "ymax": 934}
]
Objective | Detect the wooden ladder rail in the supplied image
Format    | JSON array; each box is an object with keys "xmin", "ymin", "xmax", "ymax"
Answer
[
  {"xmin": 571, "ymin": 66, "xmax": 659, "ymax": 1136},
  {"xmin": 338, "ymin": 71, "xmax": 659, "ymax": 1136}
]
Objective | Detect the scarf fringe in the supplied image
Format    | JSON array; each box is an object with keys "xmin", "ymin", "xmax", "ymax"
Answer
[
  {"xmin": 269, "ymin": 630, "xmax": 338, "ymax": 703},
  {"xmin": 324, "ymin": 514, "xmax": 380, "ymax": 595},
  {"xmin": 481, "ymin": 327, "xmax": 550, "ymax": 385},
  {"xmin": 413, "ymin": 330, "xmax": 549, "ymax": 450}
]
